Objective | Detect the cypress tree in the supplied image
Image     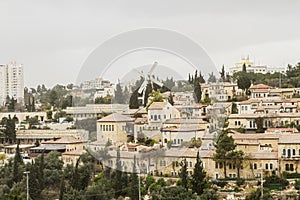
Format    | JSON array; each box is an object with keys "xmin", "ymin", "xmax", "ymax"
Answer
[
  {"xmin": 129, "ymin": 90, "xmax": 140, "ymax": 109},
  {"xmin": 130, "ymin": 155, "xmax": 139, "ymax": 200},
  {"xmin": 179, "ymin": 158, "xmax": 188, "ymax": 191},
  {"xmin": 13, "ymin": 142, "xmax": 23, "ymax": 183},
  {"xmin": 114, "ymin": 147, "xmax": 123, "ymax": 197},
  {"xmin": 191, "ymin": 151, "xmax": 207, "ymax": 195},
  {"xmin": 115, "ymin": 82, "xmax": 124, "ymax": 104},
  {"xmin": 194, "ymin": 77, "xmax": 202, "ymax": 103}
]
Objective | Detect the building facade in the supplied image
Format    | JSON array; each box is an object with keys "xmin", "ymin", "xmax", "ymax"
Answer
[
  {"xmin": 229, "ymin": 57, "xmax": 285, "ymax": 75},
  {"xmin": 0, "ymin": 61, "xmax": 24, "ymax": 106}
]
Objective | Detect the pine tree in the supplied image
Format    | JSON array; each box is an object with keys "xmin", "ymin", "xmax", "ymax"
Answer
[
  {"xmin": 213, "ymin": 129, "xmax": 236, "ymax": 178},
  {"xmin": 191, "ymin": 151, "xmax": 207, "ymax": 195}
]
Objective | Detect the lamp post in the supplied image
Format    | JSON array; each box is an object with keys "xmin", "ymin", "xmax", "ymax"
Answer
[
  {"xmin": 24, "ymin": 171, "xmax": 30, "ymax": 200},
  {"xmin": 259, "ymin": 168, "xmax": 263, "ymax": 200}
]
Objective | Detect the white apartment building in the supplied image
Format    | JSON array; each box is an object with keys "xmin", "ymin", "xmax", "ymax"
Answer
[
  {"xmin": 229, "ymin": 57, "xmax": 285, "ymax": 75},
  {"xmin": 0, "ymin": 61, "xmax": 24, "ymax": 106},
  {"xmin": 82, "ymin": 77, "xmax": 112, "ymax": 90}
]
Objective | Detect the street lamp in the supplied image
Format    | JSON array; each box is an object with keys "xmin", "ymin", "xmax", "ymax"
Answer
[
  {"xmin": 258, "ymin": 168, "xmax": 263, "ymax": 200},
  {"xmin": 23, "ymin": 171, "xmax": 30, "ymax": 200}
]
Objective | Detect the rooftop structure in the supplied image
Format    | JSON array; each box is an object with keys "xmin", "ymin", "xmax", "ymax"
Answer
[{"xmin": 229, "ymin": 57, "xmax": 285, "ymax": 75}]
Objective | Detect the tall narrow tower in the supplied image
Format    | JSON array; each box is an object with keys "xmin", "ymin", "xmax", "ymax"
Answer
[{"xmin": 0, "ymin": 61, "xmax": 24, "ymax": 107}]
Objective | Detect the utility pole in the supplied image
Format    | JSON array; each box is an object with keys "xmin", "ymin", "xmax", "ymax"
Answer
[
  {"xmin": 138, "ymin": 168, "xmax": 141, "ymax": 200},
  {"xmin": 260, "ymin": 168, "xmax": 263, "ymax": 200},
  {"xmin": 24, "ymin": 171, "xmax": 30, "ymax": 200}
]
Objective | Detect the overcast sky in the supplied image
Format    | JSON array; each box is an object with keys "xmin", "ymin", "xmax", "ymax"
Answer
[{"xmin": 1, "ymin": 0, "xmax": 300, "ymax": 88}]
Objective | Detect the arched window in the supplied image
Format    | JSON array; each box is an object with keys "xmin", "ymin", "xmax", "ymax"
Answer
[
  {"xmin": 283, "ymin": 149, "xmax": 286, "ymax": 155},
  {"xmin": 290, "ymin": 164, "xmax": 294, "ymax": 171},
  {"xmin": 288, "ymin": 149, "xmax": 291, "ymax": 157},
  {"xmin": 285, "ymin": 164, "xmax": 289, "ymax": 171},
  {"xmin": 254, "ymin": 163, "xmax": 257, "ymax": 169}
]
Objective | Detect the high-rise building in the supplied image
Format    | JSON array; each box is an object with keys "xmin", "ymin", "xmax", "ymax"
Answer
[{"xmin": 0, "ymin": 61, "xmax": 24, "ymax": 107}]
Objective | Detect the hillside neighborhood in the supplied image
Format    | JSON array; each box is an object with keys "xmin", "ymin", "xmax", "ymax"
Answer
[{"xmin": 1, "ymin": 57, "xmax": 300, "ymax": 199}]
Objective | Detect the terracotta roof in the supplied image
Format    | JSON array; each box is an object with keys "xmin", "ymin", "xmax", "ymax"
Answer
[
  {"xmin": 250, "ymin": 84, "xmax": 273, "ymax": 90},
  {"xmin": 97, "ymin": 113, "xmax": 134, "ymax": 122},
  {"xmin": 238, "ymin": 99, "xmax": 261, "ymax": 105}
]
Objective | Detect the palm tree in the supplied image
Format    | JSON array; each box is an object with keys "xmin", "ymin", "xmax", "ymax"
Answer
[{"xmin": 229, "ymin": 150, "xmax": 245, "ymax": 178}]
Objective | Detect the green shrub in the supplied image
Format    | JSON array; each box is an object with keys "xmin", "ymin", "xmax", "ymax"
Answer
[{"xmin": 236, "ymin": 178, "xmax": 245, "ymax": 186}]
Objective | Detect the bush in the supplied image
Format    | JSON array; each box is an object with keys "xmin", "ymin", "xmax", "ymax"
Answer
[
  {"xmin": 264, "ymin": 174, "xmax": 289, "ymax": 190},
  {"xmin": 215, "ymin": 180, "xmax": 227, "ymax": 188},
  {"xmin": 234, "ymin": 186, "xmax": 242, "ymax": 192},
  {"xmin": 295, "ymin": 179, "xmax": 300, "ymax": 190},
  {"xmin": 236, "ymin": 178, "xmax": 245, "ymax": 186},
  {"xmin": 285, "ymin": 173, "xmax": 300, "ymax": 179}
]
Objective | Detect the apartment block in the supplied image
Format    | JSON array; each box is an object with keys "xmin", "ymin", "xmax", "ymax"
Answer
[{"xmin": 0, "ymin": 61, "xmax": 24, "ymax": 106}]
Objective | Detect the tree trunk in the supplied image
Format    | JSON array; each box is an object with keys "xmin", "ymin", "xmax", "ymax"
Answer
[{"xmin": 223, "ymin": 161, "xmax": 227, "ymax": 178}]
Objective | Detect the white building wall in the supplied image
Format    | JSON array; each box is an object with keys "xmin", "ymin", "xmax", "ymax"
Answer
[
  {"xmin": 7, "ymin": 62, "xmax": 24, "ymax": 104},
  {"xmin": 0, "ymin": 65, "xmax": 7, "ymax": 106},
  {"xmin": 0, "ymin": 62, "xmax": 24, "ymax": 106}
]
